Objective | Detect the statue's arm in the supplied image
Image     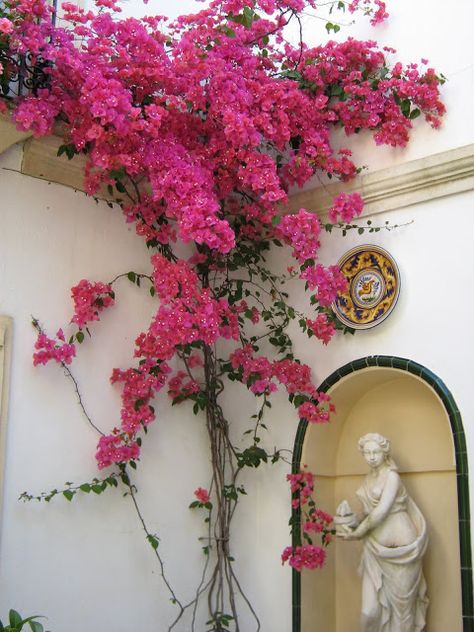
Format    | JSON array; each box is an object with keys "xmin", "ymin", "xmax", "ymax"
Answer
[{"xmin": 343, "ymin": 471, "xmax": 400, "ymax": 540}]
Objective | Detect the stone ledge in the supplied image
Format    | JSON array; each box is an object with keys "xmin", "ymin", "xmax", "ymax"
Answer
[
  {"xmin": 22, "ymin": 134, "xmax": 89, "ymax": 193},
  {"xmin": 287, "ymin": 143, "xmax": 474, "ymax": 218},
  {"xmin": 0, "ymin": 110, "xmax": 32, "ymax": 154}
]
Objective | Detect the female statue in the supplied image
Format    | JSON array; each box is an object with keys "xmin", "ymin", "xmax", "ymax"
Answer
[{"xmin": 337, "ymin": 433, "xmax": 428, "ymax": 631}]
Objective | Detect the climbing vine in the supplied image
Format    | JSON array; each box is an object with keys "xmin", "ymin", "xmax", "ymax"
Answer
[{"xmin": 1, "ymin": 0, "xmax": 445, "ymax": 628}]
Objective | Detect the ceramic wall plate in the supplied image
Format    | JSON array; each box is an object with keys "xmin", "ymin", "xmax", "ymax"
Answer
[{"xmin": 332, "ymin": 245, "xmax": 400, "ymax": 330}]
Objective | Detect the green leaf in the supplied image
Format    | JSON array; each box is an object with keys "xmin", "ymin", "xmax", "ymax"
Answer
[
  {"xmin": 293, "ymin": 394, "xmax": 309, "ymax": 407},
  {"xmin": 134, "ymin": 398, "xmax": 146, "ymax": 411},
  {"xmin": 79, "ymin": 483, "xmax": 91, "ymax": 493},
  {"xmin": 282, "ymin": 70, "xmax": 302, "ymax": 82},
  {"xmin": 63, "ymin": 490, "xmax": 74, "ymax": 501},
  {"xmin": 146, "ymin": 534, "xmax": 159, "ymax": 550},
  {"xmin": 91, "ymin": 484, "xmax": 103, "ymax": 494},
  {"xmin": 400, "ymin": 98, "xmax": 411, "ymax": 118},
  {"xmin": 57, "ymin": 143, "xmax": 77, "ymax": 160},
  {"xmin": 9, "ymin": 611, "xmax": 22, "ymax": 628},
  {"xmin": 127, "ymin": 271, "xmax": 136, "ymax": 283},
  {"xmin": 29, "ymin": 622, "xmax": 44, "ymax": 632},
  {"xmin": 76, "ymin": 331, "xmax": 84, "ymax": 344}
]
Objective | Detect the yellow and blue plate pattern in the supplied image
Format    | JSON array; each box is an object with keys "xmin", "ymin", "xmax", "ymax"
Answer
[{"xmin": 332, "ymin": 245, "xmax": 400, "ymax": 330}]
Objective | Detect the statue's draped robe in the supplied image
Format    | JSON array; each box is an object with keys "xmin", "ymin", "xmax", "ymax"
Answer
[{"xmin": 357, "ymin": 481, "xmax": 429, "ymax": 631}]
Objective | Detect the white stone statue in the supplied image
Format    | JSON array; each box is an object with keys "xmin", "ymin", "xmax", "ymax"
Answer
[{"xmin": 336, "ymin": 433, "xmax": 429, "ymax": 631}]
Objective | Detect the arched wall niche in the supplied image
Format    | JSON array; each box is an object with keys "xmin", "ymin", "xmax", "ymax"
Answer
[{"xmin": 292, "ymin": 356, "xmax": 473, "ymax": 632}]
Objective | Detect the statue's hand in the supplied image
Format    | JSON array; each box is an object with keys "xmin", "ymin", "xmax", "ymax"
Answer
[
  {"xmin": 337, "ymin": 523, "xmax": 366, "ymax": 540},
  {"xmin": 337, "ymin": 524, "xmax": 358, "ymax": 540}
]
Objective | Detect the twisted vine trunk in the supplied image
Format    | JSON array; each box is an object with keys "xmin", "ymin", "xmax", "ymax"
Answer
[{"xmin": 203, "ymin": 343, "xmax": 240, "ymax": 630}]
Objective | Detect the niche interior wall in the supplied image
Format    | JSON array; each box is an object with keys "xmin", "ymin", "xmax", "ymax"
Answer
[{"xmin": 292, "ymin": 356, "xmax": 472, "ymax": 632}]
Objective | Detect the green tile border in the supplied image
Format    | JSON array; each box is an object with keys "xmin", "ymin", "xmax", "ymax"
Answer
[{"xmin": 292, "ymin": 355, "xmax": 473, "ymax": 632}]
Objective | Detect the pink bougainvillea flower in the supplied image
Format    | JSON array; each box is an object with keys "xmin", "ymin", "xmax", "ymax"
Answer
[
  {"xmin": 33, "ymin": 332, "xmax": 76, "ymax": 366},
  {"xmin": 328, "ymin": 192, "xmax": 364, "ymax": 224},
  {"xmin": 194, "ymin": 487, "xmax": 210, "ymax": 504},
  {"xmin": 70, "ymin": 279, "xmax": 115, "ymax": 329},
  {"xmin": 306, "ymin": 314, "xmax": 336, "ymax": 345},
  {"xmin": 0, "ymin": 18, "xmax": 13, "ymax": 34},
  {"xmin": 281, "ymin": 544, "xmax": 326, "ymax": 571}
]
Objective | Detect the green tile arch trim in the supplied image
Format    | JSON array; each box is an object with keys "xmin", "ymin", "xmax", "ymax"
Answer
[{"xmin": 292, "ymin": 355, "xmax": 473, "ymax": 632}]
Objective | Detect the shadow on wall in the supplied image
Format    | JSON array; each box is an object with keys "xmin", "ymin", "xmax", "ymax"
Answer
[{"xmin": 293, "ymin": 359, "xmax": 469, "ymax": 632}]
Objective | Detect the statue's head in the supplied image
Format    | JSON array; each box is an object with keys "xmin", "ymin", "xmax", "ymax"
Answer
[{"xmin": 358, "ymin": 433, "xmax": 397, "ymax": 470}]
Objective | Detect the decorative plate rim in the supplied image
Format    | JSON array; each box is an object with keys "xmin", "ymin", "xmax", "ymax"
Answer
[{"xmin": 331, "ymin": 244, "xmax": 401, "ymax": 330}]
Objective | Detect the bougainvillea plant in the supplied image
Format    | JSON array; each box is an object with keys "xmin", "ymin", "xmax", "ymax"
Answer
[{"xmin": 2, "ymin": 0, "xmax": 445, "ymax": 628}]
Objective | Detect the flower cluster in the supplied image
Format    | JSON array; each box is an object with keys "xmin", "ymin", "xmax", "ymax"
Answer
[
  {"xmin": 230, "ymin": 345, "xmax": 275, "ymax": 395},
  {"xmin": 300, "ymin": 264, "xmax": 348, "ymax": 306},
  {"xmin": 189, "ymin": 486, "xmax": 212, "ymax": 511},
  {"xmin": 348, "ymin": 0, "xmax": 388, "ymax": 26},
  {"xmin": 303, "ymin": 509, "xmax": 333, "ymax": 545},
  {"xmin": 0, "ymin": 18, "xmax": 13, "ymax": 34},
  {"xmin": 4, "ymin": 0, "xmax": 443, "ymax": 260},
  {"xmin": 95, "ymin": 359, "xmax": 171, "ymax": 468},
  {"xmin": 272, "ymin": 359, "xmax": 315, "ymax": 397},
  {"xmin": 168, "ymin": 371, "xmax": 200, "ymax": 402},
  {"xmin": 283, "ymin": 467, "xmax": 333, "ymax": 568},
  {"xmin": 229, "ymin": 347, "xmax": 336, "ymax": 424},
  {"xmin": 281, "ymin": 544, "xmax": 326, "ymax": 571},
  {"xmin": 134, "ymin": 255, "xmax": 240, "ymax": 364},
  {"xmin": 276, "ymin": 209, "xmax": 321, "ymax": 262},
  {"xmin": 33, "ymin": 329, "xmax": 76, "ymax": 366},
  {"xmin": 194, "ymin": 487, "xmax": 210, "ymax": 504},
  {"xmin": 110, "ymin": 359, "xmax": 170, "ymax": 434},
  {"xmin": 298, "ymin": 400, "xmax": 332, "ymax": 424},
  {"xmin": 70, "ymin": 280, "xmax": 115, "ymax": 329},
  {"xmin": 287, "ymin": 469, "xmax": 315, "ymax": 509},
  {"xmin": 305, "ymin": 314, "xmax": 336, "ymax": 345},
  {"xmin": 95, "ymin": 432, "xmax": 140, "ymax": 470},
  {"xmin": 328, "ymin": 192, "xmax": 364, "ymax": 224}
]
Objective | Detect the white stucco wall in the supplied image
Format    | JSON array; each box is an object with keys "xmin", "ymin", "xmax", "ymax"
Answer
[
  {"xmin": 0, "ymin": 142, "xmax": 296, "ymax": 631},
  {"xmin": 0, "ymin": 1, "xmax": 473, "ymax": 630}
]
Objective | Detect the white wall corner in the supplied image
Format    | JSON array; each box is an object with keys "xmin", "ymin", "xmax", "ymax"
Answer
[{"xmin": 0, "ymin": 316, "xmax": 13, "ymax": 534}]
